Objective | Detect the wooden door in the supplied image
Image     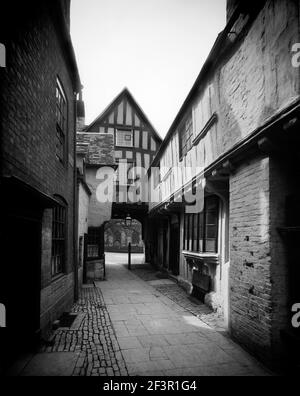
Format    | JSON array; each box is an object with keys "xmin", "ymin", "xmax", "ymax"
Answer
[{"xmin": 169, "ymin": 221, "xmax": 180, "ymax": 276}]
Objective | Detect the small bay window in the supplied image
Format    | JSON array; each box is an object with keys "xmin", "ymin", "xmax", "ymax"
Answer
[{"xmin": 183, "ymin": 195, "xmax": 219, "ymax": 254}]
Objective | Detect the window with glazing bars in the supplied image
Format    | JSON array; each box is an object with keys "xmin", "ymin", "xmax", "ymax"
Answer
[
  {"xmin": 116, "ymin": 129, "xmax": 133, "ymax": 147},
  {"xmin": 56, "ymin": 78, "xmax": 67, "ymax": 163},
  {"xmin": 183, "ymin": 196, "xmax": 219, "ymax": 253},
  {"xmin": 87, "ymin": 228, "xmax": 101, "ymax": 259},
  {"xmin": 179, "ymin": 113, "xmax": 193, "ymax": 158},
  {"xmin": 51, "ymin": 205, "xmax": 66, "ymax": 277}
]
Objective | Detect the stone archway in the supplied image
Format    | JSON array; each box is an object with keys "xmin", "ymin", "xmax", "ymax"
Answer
[{"xmin": 104, "ymin": 218, "xmax": 144, "ymax": 254}]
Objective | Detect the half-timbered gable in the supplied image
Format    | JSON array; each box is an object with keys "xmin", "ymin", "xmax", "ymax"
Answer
[
  {"xmin": 146, "ymin": 0, "xmax": 300, "ymax": 371},
  {"xmin": 76, "ymin": 89, "xmax": 162, "ymax": 270},
  {"xmin": 84, "ymin": 88, "xmax": 161, "ymax": 172}
]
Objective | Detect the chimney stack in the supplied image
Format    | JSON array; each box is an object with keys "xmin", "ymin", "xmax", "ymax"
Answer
[{"xmin": 77, "ymin": 87, "xmax": 86, "ymax": 132}]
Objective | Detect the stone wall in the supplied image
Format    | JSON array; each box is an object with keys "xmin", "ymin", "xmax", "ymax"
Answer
[
  {"xmin": 77, "ymin": 133, "xmax": 115, "ymax": 165},
  {"xmin": 105, "ymin": 219, "xmax": 144, "ymax": 253}
]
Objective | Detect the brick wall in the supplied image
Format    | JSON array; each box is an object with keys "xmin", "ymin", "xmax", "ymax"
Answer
[
  {"xmin": 269, "ymin": 153, "xmax": 300, "ymax": 365},
  {"xmin": 40, "ymin": 272, "xmax": 74, "ymax": 336},
  {"xmin": 0, "ymin": 1, "xmax": 77, "ymax": 334},
  {"xmin": 229, "ymin": 155, "xmax": 273, "ymax": 363}
]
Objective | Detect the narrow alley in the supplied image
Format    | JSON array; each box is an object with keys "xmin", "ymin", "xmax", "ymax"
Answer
[{"xmin": 15, "ymin": 254, "xmax": 271, "ymax": 377}]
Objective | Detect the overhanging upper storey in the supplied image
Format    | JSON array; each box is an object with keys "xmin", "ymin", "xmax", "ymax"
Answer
[{"xmin": 148, "ymin": 0, "xmax": 300, "ymax": 215}]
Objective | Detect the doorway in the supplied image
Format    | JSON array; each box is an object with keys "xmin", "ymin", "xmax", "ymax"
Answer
[
  {"xmin": 169, "ymin": 219, "xmax": 180, "ymax": 276},
  {"xmin": 104, "ymin": 219, "xmax": 145, "ymax": 266},
  {"xmin": 1, "ymin": 214, "xmax": 41, "ymax": 371}
]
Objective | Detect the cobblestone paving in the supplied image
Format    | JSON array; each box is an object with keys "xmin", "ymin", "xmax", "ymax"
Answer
[
  {"xmin": 131, "ymin": 264, "xmax": 226, "ymax": 332},
  {"xmin": 41, "ymin": 285, "xmax": 128, "ymax": 376}
]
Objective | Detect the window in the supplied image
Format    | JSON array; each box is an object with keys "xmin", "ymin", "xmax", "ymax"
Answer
[
  {"xmin": 116, "ymin": 129, "xmax": 133, "ymax": 147},
  {"xmin": 56, "ymin": 78, "xmax": 67, "ymax": 163},
  {"xmin": 183, "ymin": 196, "xmax": 219, "ymax": 254},
  {"xmin": 179, "ymin": 112, "xmax": 193, "ymax": 159},
  {"xmin": 51, "ymin": 205, "xmax": 66, "ymax": 277},
  {"xmin": 132, "ymin": 231, "xmax": 140, "ymax": 245},
  {"xmin": 87, "ymin": 228, "xmax": 101, "ymax": 259},
  {"xmin": 152, "ymin": 163, "xmax": 161, "ymax": 190}
]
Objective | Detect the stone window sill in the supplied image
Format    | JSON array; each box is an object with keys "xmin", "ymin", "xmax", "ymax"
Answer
[{"xmin": 182, "ymin": 250, "xmax": 219, "ymax": 265}]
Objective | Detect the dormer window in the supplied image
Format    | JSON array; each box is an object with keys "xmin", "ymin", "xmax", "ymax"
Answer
[{"xmin": 183, "ymin": 195, "xmax": 219, "ymax": 254}]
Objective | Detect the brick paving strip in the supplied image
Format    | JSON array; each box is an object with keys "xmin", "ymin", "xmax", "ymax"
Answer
[{"xmin": 41, "ymin": 285, "xmax": 128, "ymax": 376}]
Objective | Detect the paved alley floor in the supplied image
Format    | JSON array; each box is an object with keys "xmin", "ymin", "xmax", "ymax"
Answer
[
  {"xmin": 130, "ymin": 263, "xmax": 226, "ymax": 332},
  {"xmin": 95, "ymin": 255, "xmax": 271, "ymax": 376},
  {"xmin": 15, "ymin": 254, "xmax": 271, "ymax": 376}
]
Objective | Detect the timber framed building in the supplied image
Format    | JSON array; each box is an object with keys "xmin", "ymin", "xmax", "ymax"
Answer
[{"xmin": 147, "ymin": 0, "xmax": 300, "ymax": 369}]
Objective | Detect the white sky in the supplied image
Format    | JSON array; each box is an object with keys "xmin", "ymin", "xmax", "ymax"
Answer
[{"xmin": 71, "ymin": 0, "xmax": 226, "ymax": 138}]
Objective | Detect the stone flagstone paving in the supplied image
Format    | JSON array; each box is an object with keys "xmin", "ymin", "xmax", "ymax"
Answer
[
  {"xmin": 130, "ymin": 263, "xmax": 226, "ymax": 332},
  {"xmin": 21, "ymin": 254, "xmax": 272, "ymax": 376},
  {"xmin": 94, "ymin": 257, "xmax": 272, "ymax": 376}
]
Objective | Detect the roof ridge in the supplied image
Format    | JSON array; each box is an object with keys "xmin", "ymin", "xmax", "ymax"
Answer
[{"xmin": 84, "ymin": 88, "xmax": 162, "ymax": 142}]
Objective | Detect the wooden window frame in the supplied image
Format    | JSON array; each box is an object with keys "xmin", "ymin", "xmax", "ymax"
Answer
[
  {"xmin": 115, "ymin": 128, "xmax": 134, "ymax": 148},
  {"xmin": 183, "ymin": 196, "xmax": 219, "ymax": 254},
  {"xmin": 87, "ymin": 227, "xmax": 102, "ymax": 260},
  {"xmin": 51, "ymin": 203, "xmax": 67, "ymax": 277},
  {"xmin": 179, "ymin": 112, "xmax": 193, "ymax": 160},
  {"xmin": 55, "ymin": 77, "xmax": 68, "ymax": 165}
]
